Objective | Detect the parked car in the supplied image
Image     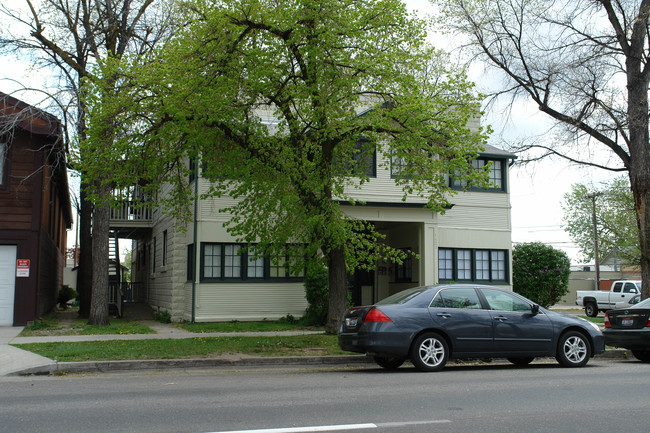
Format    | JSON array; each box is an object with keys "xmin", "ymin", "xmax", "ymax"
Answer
[
  {"xmin": 614, "ymin": 294, "xmax": 641, "ymax": 310},
  {"xmin": 338, "ymin": 284, "xmax": 605, "ymax": 372},
  {"xmin": 576, "ymin": 280, "xmax": 641, "ymax": 317},
  {"xmin": 604, "ymin": 298, "xmax": 650, "ymax": 362}
]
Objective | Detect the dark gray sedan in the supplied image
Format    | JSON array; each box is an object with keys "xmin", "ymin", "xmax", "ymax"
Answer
[
  {"xmin": 338, "ymin": 284, "xmax": 605, "ymax": 372},
  {"xmin": 604, "ymin": 298, "xmax": 650, "ymax": 362}
]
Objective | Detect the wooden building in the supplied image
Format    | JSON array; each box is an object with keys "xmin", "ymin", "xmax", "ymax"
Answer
[{"xmin": 0, "ymin": 92, "xmax": 72, "ymax": 326}]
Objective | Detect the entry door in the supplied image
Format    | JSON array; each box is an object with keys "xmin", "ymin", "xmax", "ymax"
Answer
[{"xmin": 0, "ymin": 246, "xmax": 17, "ymax": 326}]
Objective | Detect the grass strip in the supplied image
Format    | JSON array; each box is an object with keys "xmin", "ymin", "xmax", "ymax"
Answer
[
  {"xmin": 12, "ymin": 334, "xmax": 347, "ymax": 362},
  {"xmin": 177, "ymin": 321, "xmax": 322, "ymax": 333},
  {"xmin": 20, "ymin": 318, "xmax": 156, "ymax": 336}
]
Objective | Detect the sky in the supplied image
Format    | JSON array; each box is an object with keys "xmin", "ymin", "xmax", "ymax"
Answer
[{"xmin": 0, "ymin": 0, "xmax": 622, "ymax": 265}]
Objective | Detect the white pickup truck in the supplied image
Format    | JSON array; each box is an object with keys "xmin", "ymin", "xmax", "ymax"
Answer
[{"xmin": 576, "ymin": 280, "xmax": 642, "ymax": 317}]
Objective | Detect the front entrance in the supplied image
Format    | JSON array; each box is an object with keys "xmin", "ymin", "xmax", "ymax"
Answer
[{"xmin": 0, "ymin": 246, "xmax": 17, "ymax": 326}]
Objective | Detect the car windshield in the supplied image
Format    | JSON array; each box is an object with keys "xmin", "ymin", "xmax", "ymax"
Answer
[
  {"xmin": 376, "ymin": 287, "xmax": 428, "ymax": 305},
  {"xmin": 630, "ymin": 297, "xmax": 650, "ymax": 309}
]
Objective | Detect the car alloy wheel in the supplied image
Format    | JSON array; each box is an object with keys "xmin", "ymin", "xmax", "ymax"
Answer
[
  {"xmin": 556, "ymin": 331, "xmax": 589, "ymax": 367},
  {"xmin": 410, "ymin": 332, "xmax": 448, "ymax": 372}
]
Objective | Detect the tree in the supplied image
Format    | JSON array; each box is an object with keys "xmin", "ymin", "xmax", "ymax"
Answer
[
  {"xmin": 83, "ymin": 0, "xmax": 490, "ymax": 332},
  {"xmin": 438, "ymin": 0, "xmax": 650, "ymax": 299},
  {"xmin": 512, "ymin": 242, "xmax": 571, "ymax": 308},
  {"xmin": 563, "ymin": 177, "xmax": 639, "ymax": 267},
  {"xmin": 0, "ymin": 0, "xmax": 172, "ymax": 324}
]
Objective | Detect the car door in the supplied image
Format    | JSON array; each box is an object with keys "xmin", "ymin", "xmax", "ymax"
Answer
[
  {"xmin": 428, "ymin": 287, "xmax": 493, "ymax": 355},
  {"xmin": 480, "ymin": 288, "xmax": 554, "ymax": 356}
]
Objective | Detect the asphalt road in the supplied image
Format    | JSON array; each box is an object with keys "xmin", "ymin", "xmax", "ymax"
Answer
[{"xmin": 1, "ymin": 358, "xmax": 648, "ymax": 433}]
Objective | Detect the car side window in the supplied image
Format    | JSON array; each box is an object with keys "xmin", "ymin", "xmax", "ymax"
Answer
[
  {"xmin": 430, "ymin": 288, "xmax": 482, "ymax": 309},
  {"xmin": 612, "ymin": 283, "xmax": 622, "ymax": 293},
  {"xmin": 481, "ymin": 289, "xmax": 531, "ymax": 312},
  {"xmin": 623, "ymin": 283, "xmax": 637, "ymax": 293}
]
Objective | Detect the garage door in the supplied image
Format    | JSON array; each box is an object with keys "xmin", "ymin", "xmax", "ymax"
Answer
[{"xmin": 0, "ymin": 246, "xmax": 17, "ymax": 326}]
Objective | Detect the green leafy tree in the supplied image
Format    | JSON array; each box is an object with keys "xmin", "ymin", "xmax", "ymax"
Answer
[
  {"xmin": 83, "ymin": 0, "xmax": 490, "ymax": 332},
  {"xmin": 563, "ymin": 177, "xmax": 639, "ymax": 267},
  {"xmin": 438, "ymin": 0, "xmax": 650, "ymax": 300},
  {"xmin": 0, "ymin": 0, "xmax": 172, "ymax": 325},
  {"xmin": 513, "ymin": 242, "xmax": 571, "ymax": 308}
]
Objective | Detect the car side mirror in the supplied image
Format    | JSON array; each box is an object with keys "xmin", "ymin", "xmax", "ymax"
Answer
[
  {"xmin": 631, "ymin": 289, "xmax": 639, "ymax": 294},
  {"xmin": 531, "ymin": 304, "xmax": 540, "ymax": 315}
]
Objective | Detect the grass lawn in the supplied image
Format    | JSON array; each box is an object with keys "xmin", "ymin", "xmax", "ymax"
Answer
[
  {"xmin": 177, "ymin": 321, "xmax": 323, "ymax": 333},
  {"xmin": 19, "ymin": 310, "xmax": 155, "ymax": 337},
  {"xmin": 12, "ymin": 334, "xmax": 346, "ymax": 362}
]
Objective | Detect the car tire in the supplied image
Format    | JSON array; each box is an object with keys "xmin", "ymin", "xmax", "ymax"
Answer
[
  {"xmin": 556, "ymin": 331, "xmax": 590, "ymax": 367},
  {"xmin": 507, "ymin": 357, "xmax": 534, "ymax": 366},
  {"xmin": 584, "ymin": 302, "xmax": 598, "ymax": 317},
  {"xmin": 373, "ymin": 356, "xmax": 405, "ymax": 370},
  {"xmin": 410, "ymin": 332, "xmax": 449, "ymax": 372},
  {"xmin": 631, "ymin": 350, "xmax": 650, "ymax": 362}
]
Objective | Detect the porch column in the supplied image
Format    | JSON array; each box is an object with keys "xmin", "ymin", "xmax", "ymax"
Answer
[{"xmin": 421, "ymin": 222, "xmax": 437, "ymax": 286}]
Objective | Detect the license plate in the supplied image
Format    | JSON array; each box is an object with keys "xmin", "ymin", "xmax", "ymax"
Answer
[
  {"xmin": 622, "ymin": 318, "xmax": 634, "ymax": 326},
  {"xmin": 345, "ymin": 317, "xmax": 358, "ymax": 327}
]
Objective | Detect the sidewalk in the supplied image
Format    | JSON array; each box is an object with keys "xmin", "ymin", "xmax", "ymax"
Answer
[
  {"xmin": 0, "ymin": 318, "xmax": 627, "ymax": 377},
  {"xmin": 0, "ymin": 322, "xmax": 369, "ymax": 377}
]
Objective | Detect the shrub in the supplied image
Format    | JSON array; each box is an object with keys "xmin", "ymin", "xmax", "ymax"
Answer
[
  {"xmin": 302, "ymin": 265, "xmax": 329, "ymax": 326},
  {"xmin": 154, "ymin": 310, "xmax": 172, "ymax": 323},
  {"xmin": 513, "ymin": 242, "xmax": 571, "ymax": 308},
  {"xmin": 57, "ymin": 285, "xmax": 78, "ymax": 309}
]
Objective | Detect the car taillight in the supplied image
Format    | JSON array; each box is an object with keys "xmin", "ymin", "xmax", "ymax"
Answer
[
  {"xmin": 364, "ymin": 308, "xmax": 392, "ymax": 323},
  {"xmin": 646, "ymin": 319, "xmax": 650, "ymax": 327},
  {"xmin": 604, "ymin": 313, "xmax": 611, "ymax": 328}
]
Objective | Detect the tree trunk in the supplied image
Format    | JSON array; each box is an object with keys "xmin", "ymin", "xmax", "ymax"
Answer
[
  {"xmin": 88, "ymin": 183, "xmax": 111, "ymax": 325},
  {"xmin": 76, "ymin": 183, "xmax": 93, "ymax": 318},
  {"xmin": 325, "ymin": 246, "xmax": 348, "ymax": 334},
  {"xmin": 626, "ymin": 50, "xmax": 650, "ymax": 300}
]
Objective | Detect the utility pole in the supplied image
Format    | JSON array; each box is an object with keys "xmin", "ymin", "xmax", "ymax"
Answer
[{"xmin": 586, "ymin": 192, "xmax": 603, "ymax": 291}]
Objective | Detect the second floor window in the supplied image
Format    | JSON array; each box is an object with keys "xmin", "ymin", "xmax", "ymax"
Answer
[
  {"xmin": 0, "ymin": 142, "xmax": 6, "ymax": 187},
  {"xmin": 451, "ymin": 158, "xmax": 506, "ymax": 192}
]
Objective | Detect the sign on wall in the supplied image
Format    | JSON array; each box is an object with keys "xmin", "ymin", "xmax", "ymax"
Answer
[{"xmin": 16, "ymin": 259, "xmax": 30, "ymax": 277}]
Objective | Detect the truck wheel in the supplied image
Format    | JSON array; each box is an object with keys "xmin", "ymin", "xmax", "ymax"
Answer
[
  {"xmin": 631, "ymin": 350, "xmax": 650, "ymax": 362},
  {"xmin": 584, "ymin": 302, "xmax": 598, "ymax": 317},
  {"xmin": 556, "ymin": 331, "xmax": 590, "ymax": 367},
  {"xmin": 410, "ymin": 332, "xmax": 449, "ymax": 372}
]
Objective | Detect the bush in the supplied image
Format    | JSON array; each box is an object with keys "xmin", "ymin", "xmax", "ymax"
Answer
[
  {"xmin": 513, "ymin": 242, "xmax": 571, "ymax": 308},
  {"xmin": 57, "ymin": 285, "xmax": 78, "ymax": 309},
  {"xmin": 154, "ymin": 310, "xmax": 172, "ymax": 323},
  {"xmin": 302, "ymin": 266, "xmax": 329, "ymax": 326}
]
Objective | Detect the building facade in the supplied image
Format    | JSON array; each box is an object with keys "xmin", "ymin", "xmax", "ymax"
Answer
[
  {"xmin": 0, "ymin": 92, "xmax": 72, "ymax": 326},
  {"xmin": 116, "ymin": 141, "xmax": 515, "ymax": 323}
]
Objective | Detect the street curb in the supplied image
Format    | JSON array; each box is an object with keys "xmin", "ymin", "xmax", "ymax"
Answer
[
  {"xmin": 10, "ymin": 355, "xmax": 373, "ymax": 376},
  {"xmin": 10, "ymin": 349, "xmax": 631, "ymax": 376}
]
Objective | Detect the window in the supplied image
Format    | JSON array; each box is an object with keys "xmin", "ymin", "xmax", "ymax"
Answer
[
  {"xmin": 0, "ymin": 142, "xmax": 5, "ymax": 186},
  {"xmin": 201, "ymin": 243, "xmax": 305, "ymax": 282},
  {"xmin": 162, "ymin": 230, "xmax": 168, "ymax": 267},
  {"xmin": 152, "ymin": 237, "xmax": 157, "ymax": 272},
  {"xmin": 481, "ymin": 288, "xmax": 532, "ymax": 312},
  {"xmin": 438, "ymin": 248, "xmax": 509, "ymax": 283},
  {"xmin": 187, "ymin": 244, "xmax": 195, "ymax": 281},
  {"xmin": 247, "ymin": 245, "xmax": 265, "ymax": 278},
  {"xmin": 394, "ymin": 248, "xmax": 413, "ymax": 282},
  {"xmin": 390, "ymin": 155, "xmax": 407, "ymax": 179},
  {"xmin": 430, "ymin": 288, "xmax": 482, "ymax": 309},
  {"xmin": 338, "ymin": 139, "xmax": 376, "ymax": 178},
  {"xmin": 451, "ymin": 157, "xmax": 506, "ymax": 192}
]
